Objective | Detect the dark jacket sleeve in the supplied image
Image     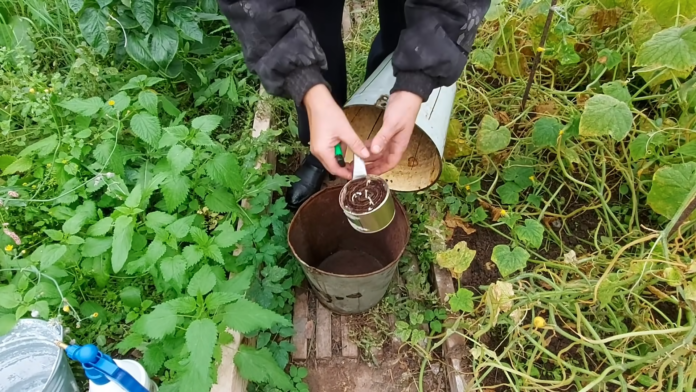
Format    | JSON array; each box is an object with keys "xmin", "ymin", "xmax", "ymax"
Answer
[
  {"xmin": 391, "ymin": 0, "xmax": 491, "ymax": 100},
  {"xmin": 217, "ymin": 0, "xmax": 328, "ymax": 105}
]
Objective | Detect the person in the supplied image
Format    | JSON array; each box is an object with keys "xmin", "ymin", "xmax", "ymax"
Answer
[{"xmin": 219, "ymin": 0, "xmax": 491, "ymax": 209}]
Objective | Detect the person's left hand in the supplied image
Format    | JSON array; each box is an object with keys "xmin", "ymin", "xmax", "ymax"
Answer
[{"xmin": 366, "ymin": 91, "xmax": 422, "ymax": 175}]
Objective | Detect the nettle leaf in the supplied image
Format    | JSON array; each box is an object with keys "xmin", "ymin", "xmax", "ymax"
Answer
[
  {"xmin": 167, "ymin": 7, "xmax": 204, "ymax": 42},
  {"xmin": 639, "ymin": 0, "xmax": 696, "ymax": 27},
  {"xmin": 58, "ymin": 97, "xmax": 104, "ymax": 116},
  {"xmin": 192, "ymin": 115, "xmax": 222, "ymax": 133},
  {"xmin": 449, "ymin": 288, "xmax": 475, "ymax": 313},
  {"xmin": 2, "ymin": 157, "xmax": 32, "ymax": 175},
  {"xmin": 532, "ymin": 117, "xmax": 563, "ymax": 148},
  {"xmin": 167, "ymin": 215, "xmax": 195, "ymax": 239},
  {"xmin": 40, "ymin": 244, "xmax": 67, "ymax": 270},
  {"xmin": 132, "ymin": 0, "xmax": 155, "ymax": 31},
  {"xmin": 160, "ymin": 255, "xmax": 186, "ymax": 282},
  {"xmin": 167, "ymin": 145, "xmax": 194, "ymax": 175},
  {"xmin": 183, "ymin": 245, "xmax": 204, "ymax": 268},
  {"xmin": 0, "ymin": 285, "xmax": 22, "ymax": 309},
  {"xmin": 491, "ymin": 245, "xmax": 530, "ymax": 277},
  {"xmin": 82, "ymin": 237, "xmax": 113, "ymax": 257},
  {"xmin": 647, "ymin": 162, "xmax": 696, "ymax": 219},
  {"xmin": 476, "ymin": 115, "xmax": 511, "ymax": 154},
  {"xmin": 205, "ymin": 188, "xmax": 238, "ymax": 213},
  {"xmin": 579, "ymin": 94, "xmax": 633, "ymax": 141},
  {"xmin": 138, "ymin": 91, "xmax": 158, "ymax": 116},
  {"xmin": 205, "ymin": 153, "xmax": 244, "ymax": 193},
  {"xmin": 435, "ymin": 241, "xmax": 476, "ymax": 279},
  {"xmin": 130, "ymin": 113, "xmax": 161, "ymax": 146},
  {"xmin": 78, "ymin": 7, "xmax": 109, "ymax": 56},
  {"xmin": 184, "ymin": 319, "xmax": 217, "ymax": 391},
  {"xmin": 234, "ymin": 346, "xmax": 294, "ymax": 391},
  {"xmin": 214, "ymin": 226, "xmax": 248, "ymax": 249},
  {"xmin": 115, "ymin": 333, "xmax": 143, "ymax": 355},
  {"xmin": 19, "ymin": 134, "xmax": 58, "ymax": 158},
  {"xmin": 162, "ymin": 173, "xmax": 190, "ymax": 212},
  {"xmin": 218, "ymin": 266, "xmax": 254, "ymax": 295},
  {"xmin": 636, "ymin": 25, "xmax": 696, "ymax": 71},
  {"xmin": 63, "ymin": 200, "xmax": 96, "ymax": 235},
  {"xmin": 134, "ymin": 302, "xmax": 178, "ymax": 340},
  {"xmin": 145, "ymin": 212, "xmax": 175, "ymax": 229},
  {"xmin": 205, "ymin": 292, "xmax": 241, "ymax": 310},
  {"xmin": 142, "ymin": 344, "xmax": 166, "ymax": 375},
  {"xmin": 111, "ymin": 216, "xmax": 135, "ymax": 273},
  {"xmin": 87, "ymin": 217, "xmax": 113, "ymax": 236},
  {"xmin": 192, "ymin": 131, "xmax": 215, "ymax": 146},
  {"xmin": 223, "ymin": 298, "xmax": 291, "ymax": 334},
  {"xmin": 204, "ymin": 244, "xmax": 224, "ymax": 264},
  {"xmin": 187, "ymin": 265, "xmax": 217, "ymax": 296},
  {"xmin": 150, "ymin": 25, "xmax": 178, "ymax": 70},
  {"xmin": 513, "ymin": 219, "xmax": 545, "ymax": 249}
]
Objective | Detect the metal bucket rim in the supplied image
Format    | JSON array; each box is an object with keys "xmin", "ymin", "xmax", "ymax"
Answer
[
  {"xmin": 2, "ymin": 319, "xmax": 65, "ymax": 392},
  {"xmin": 288, "ymin": 186, "xmax": 410, "ymax": 279},
  {"xmin": 341, "ymin": 104, "xmax": 445, "ymax": 193}
]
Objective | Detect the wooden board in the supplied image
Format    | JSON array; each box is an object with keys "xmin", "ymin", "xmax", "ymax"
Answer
[
  {"xmin": 341, "ymin": 316, "xmax": 359, "ymax": 358},
  {"xmin": 212, "ymin": 87, "xmax": 273, "ymax": 392},
  {"xmin": 431, "ymin": 264, "xmax": 470, "ymax": 392},
  {"xmin": 292, "ymin": 289, "xmax": 310, "ymax": 360},
  {"xmin": 316, "ymin": 301, "xmax": 333, "ymax": 359}
]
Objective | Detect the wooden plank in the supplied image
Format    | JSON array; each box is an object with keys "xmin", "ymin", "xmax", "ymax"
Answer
[
  {"xmin": 292, "ymin": 290, "xmax": 310, "ymax": 360},
  {"xmin": 213, "ymin": 87, "xmax": 274, "ymax": 392},
  {"xmin": 341, "ymin": 316, "xmax": 359, "ymax": 358},
  {"xmin": 430, "ymin": 264, "xmax": 469, "ymax": 392},
  {"xmin": 316, "ymin": 303, "xmax": 333, "ymax": 359}
]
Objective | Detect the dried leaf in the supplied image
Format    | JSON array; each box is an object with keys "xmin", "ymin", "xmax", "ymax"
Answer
[
  {"xmin": 486, "ymin": 281, "xmax": 515, "ymax": 326},
  {"xmin": 436, "ymin": 242, "xmax": 477, "ymax": 279},
  {"xmin": 444, "ymin": 213, "xmax": 477, "ymax": 235}
]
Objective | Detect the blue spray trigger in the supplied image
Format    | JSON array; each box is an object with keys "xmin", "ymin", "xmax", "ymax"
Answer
[{"xmin": 63, "ymin": 343, "xmax": 149, "ymax": 392}]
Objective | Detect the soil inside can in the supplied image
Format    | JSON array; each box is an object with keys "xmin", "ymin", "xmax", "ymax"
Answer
[
  {"xmin": 317, "ymin": 250, "xmax": 384, "ymax": 275},
  {"xmin": 342, "ymin": 177, "xmax": 388, "ymax": 214}
]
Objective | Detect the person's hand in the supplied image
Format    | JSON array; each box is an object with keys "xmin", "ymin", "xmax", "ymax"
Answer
[
  {"xmin": 304, "ymin": 85, "xmax": 370, "ymax": 180},
  {"xmin": 366, "ymin": 91, "xmax": 422, "ymax": 175}
]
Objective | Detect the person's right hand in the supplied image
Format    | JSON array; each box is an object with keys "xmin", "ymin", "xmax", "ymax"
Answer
[{"xmin": 304, "ymin": 85, "xmax": 370, "ymax": 180}]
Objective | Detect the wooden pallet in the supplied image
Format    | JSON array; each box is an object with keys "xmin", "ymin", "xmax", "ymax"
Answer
[{"xmin": 292, "ymin": 287, "xmax": 360, "ymax": 361}]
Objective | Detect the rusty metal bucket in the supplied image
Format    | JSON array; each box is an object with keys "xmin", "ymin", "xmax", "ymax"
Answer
[{"xmin": 288, "ymin": 186, "xmax": 410, "ymax": 314}]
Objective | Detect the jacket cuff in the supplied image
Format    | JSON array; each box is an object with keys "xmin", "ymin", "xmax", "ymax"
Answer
[
  {"xmin": 284, "ymin": 66, "xmax": 328, "ymax": 106},
  {"xmin": 391, "ymin": 71, "xmax": 439, "ymax": 102}
]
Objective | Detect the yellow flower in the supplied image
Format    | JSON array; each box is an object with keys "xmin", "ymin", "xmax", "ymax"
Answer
[
  {"xmin": 500, "ymin": 209, "xmax": 508, "ymax": 217},
  {"xmin": 46, "ymin": 163, "xmax": 52, "ymax": 168},
  {"xmin": 529, "ymin": 176, "xmax": 535, "ymax": 182},
  {"xmin": 29, "ymin": 88, "xmax": 35, "ymax": 94},
  {"xmin": 536, "ymin": 47, "xmax": 546, "ymax": 53},
  {"xmin": 63, "ymin": 305, "xmax": 70, "ymax": 313},
  {"xmin": 465, "ymin": 185, "xmax": 471, "ymax": 191},
  {"xmin": 533, "ymin": 316, "xmax": 546, "ymax": 329},
  {"xmin": 4, "ymin": 245, "xmax": 13, "ymax": 252},
  {"xmin": 108, "ymin": 100, "xmax": 116, "ymax": 106},
  {"xmin": 92, "ymin": 312, "xmax": 99, "ymax": 318},
  {"xmin": 559, "ymin": 130, "xmax": 565, "ymax": 135}
]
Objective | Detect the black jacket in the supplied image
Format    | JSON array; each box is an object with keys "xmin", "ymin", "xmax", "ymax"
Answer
[{"xmin": 218, "ymin": 0, "xmax": 491, "ymax": 105}]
